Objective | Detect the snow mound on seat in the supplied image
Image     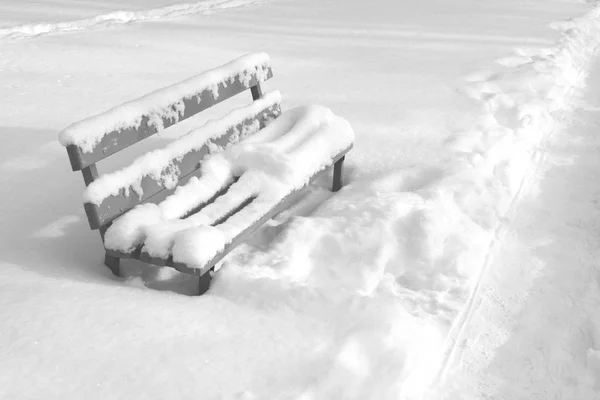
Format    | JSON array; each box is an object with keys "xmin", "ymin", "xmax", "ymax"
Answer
[
  {"xmin": 104, "ymin": 105, "xmax": 354, "ymax": 263},
  {"xmin": 103, "ymin": 203, "xmax": 163, "ymax": 253}
]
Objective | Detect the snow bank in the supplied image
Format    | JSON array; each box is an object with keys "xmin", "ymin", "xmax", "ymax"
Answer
[
  {"xmin": 104, "ymin": 105, "xmax": 354, "ymax": 264},
  {"xmin": 209, "ymin": 265, "xmax": 446, "ymax": 400},
  {"xmin": 0, "ymin": 0, "xmax": 267, "ymax": 40},
  {"xmin": 58, "ymin": 52, "xmax": 272, "ymax": 153},
  {"xmin": 207, "ymin": 4, "xmax": 600, "ymax": 398},
  {"xmin": 83, "ymin": 90, "xmax": 281, "ymax": 206}
]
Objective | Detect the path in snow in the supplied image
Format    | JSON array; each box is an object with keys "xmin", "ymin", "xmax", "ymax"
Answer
[
  {"xmin": 0, "ymin": 0, "xmax": 268, "ymax": 40},
  {"xmin": 431, "ymin": 60, "xmax": 600, "ymax": 400}
]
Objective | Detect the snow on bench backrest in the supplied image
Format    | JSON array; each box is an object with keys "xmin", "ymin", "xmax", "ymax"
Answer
[
  {"xmin": 83, "ymin": 91, "xmax": 282, "ymax": 230},
  {"xmin": 59, "ymin": 53, "xmax": 273, "ymax": 171}
]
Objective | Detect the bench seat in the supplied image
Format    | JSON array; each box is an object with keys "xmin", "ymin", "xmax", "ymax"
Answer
[{"xmin": 103, "ymin": 105, "xmax": 353, "ymax": 276}]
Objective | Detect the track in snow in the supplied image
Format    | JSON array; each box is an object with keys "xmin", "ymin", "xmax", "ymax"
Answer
[
  {"xmin": 0, "ymin": 0, "xmax": 267, "ymax": 40},
  {"xmin": 435, "ymin": 65, "xmax": 589, "ymax": 384},
  {"xmin": 434, "ymin": 61, "xmax": 600, "ymax": 400},
  {"xmin": 432, "ymin": 7, "xmax": 600, "ymax": 387}
]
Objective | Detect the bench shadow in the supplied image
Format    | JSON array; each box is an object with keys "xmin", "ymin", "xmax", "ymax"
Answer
[
  {"xmin": 0, "ymin": 126, "xmax": 201, "ymax": 296},
  {"xmin": 0, "ymin": 126, "xmax": 355, "ymax": 296}
]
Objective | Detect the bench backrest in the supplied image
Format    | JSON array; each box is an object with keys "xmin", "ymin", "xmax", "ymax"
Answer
[{"xmin": 59, "ymin": 53, "xmax": 280, "ymax": 233}]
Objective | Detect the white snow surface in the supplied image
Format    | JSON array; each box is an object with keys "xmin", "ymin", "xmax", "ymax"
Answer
[
  {"xmin": 0, "ymin": 0, "xmax": 268, "ymax": 38},
  {"xmin": 431, "ymin": 56, "xmax": 600, "ymax": 400},
  {"xmin": 2, "ymin": 0, "xmax": 600, "ymax": 399},
  {"xmin": 59, "ymin": 52, "xmax": 272, "ymax": 153}
]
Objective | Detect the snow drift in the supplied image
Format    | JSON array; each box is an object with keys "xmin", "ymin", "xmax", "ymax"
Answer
[{"xmin": 209, "ymin": 3, "xmax": 600, "ymax": 398}]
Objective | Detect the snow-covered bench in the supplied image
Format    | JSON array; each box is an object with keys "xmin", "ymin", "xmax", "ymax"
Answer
[{"xmin": 59, "ymin": 53, "xmax": 354, "ymax": 294}]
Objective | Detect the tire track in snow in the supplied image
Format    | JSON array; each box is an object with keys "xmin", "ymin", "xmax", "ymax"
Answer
[
  {"xmin": 0, "ymin": 0, "xmax": 268, "ymax": 40},
  {"xmin": 433, "ymin": 16, "xmax": 600, "ymax": 389},
  {"xmin": 434, "ymin": 112, "xmax": 565, "ymax": 384},
  {"xmin": 436, "ymin": 67, "xmax": 600, "ymax": 399}
]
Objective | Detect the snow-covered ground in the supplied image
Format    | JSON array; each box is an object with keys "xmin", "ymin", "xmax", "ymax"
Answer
[
  {"xmin": 1, "ymin": 0, "xmax": 599, "ymax": 399},
  {"xmin": 433, "ymin": 59, "xmax": 600, "ymax": 400}
]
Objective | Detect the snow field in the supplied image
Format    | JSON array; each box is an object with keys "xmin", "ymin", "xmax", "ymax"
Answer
[
  {"xmin": 432, "ymin": 56, "xmax": 600, "ymax": 399},
  {"xmin": 211, "ymin": 2, "xmax": 600, "ymax": 397},
  {"xmin": 1, "ymin": 0, "xmax": 599, "ymax": 398},
  {"xmin": 432, "ymin": 0, "xmax": 600, "ymax": 370},
  {"xmin": 0, "ymin": 0, "xmax": 268, "ymax": 39}
]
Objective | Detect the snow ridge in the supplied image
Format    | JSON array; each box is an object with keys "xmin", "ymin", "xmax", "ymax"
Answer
[
  {"xmin": 0, "ymin": 0, "xmax": 267, "ymax": 40},
  {"xmin": 437, "ymin": 4, "xmax": 600, "ymax": 383},
  {"xmin": 210, "ymin": 3, "xmax": 600, "ymax": 399}
]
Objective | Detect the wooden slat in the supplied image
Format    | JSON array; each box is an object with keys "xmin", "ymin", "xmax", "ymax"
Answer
[
  {"xmin": 66, "ymin": 68, "xmax": 273, "ymax": 171},
  {"xmin": 111, "ymin": 146, "xmax": 353, "ymax": 276},
  {"xmin": 84, "ymin": 104, "xmax": 281, "ymax": 230}
]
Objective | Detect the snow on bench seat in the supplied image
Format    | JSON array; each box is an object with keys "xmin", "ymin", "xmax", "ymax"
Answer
[{"xmin": 104, "ymin": 105, "xmax": 354, "ymax": 273}]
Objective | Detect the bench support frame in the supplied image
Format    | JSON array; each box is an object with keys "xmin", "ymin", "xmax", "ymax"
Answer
[
  {"xmin": 104, "ymin": 253, "xmax": 121, "ymax": 277},
  {"xmin": 333, "ymin": 155, "xmax": 345, "ymax": 192}
]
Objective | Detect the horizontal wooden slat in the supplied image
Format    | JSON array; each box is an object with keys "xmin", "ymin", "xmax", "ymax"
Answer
[
  {"xmin": 66, "ymin": 68, "xmax": 273, "ymax": 171},
  {"xmin": 109, "ymin": 146, "xmax": 353, "ymax": 276},
  {"xmin": 84, "ymin": 103, "xmax": 281, "ymax": 230}
]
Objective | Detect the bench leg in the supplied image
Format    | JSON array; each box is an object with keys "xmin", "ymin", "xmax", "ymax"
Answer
[
  {"xmin": 104, "ymin": 253, "xmax": 121, "ymax": 277},
  {"xmin": 198, "ymin": 270, "xmax": 212, "ymax": 295},
  {"xmin": 332, "ymin": 156, "xmax": 345, "ymax": 192}
]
